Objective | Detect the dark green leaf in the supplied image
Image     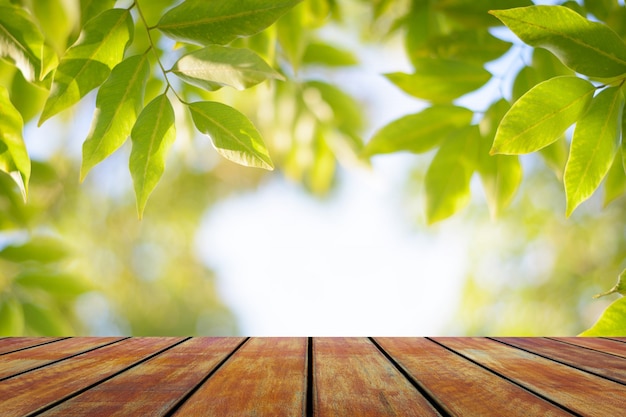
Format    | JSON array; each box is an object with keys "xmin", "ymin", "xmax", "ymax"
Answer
[
  {"xmin": 436, "ymin": 0, "xmax": 532, "ymax": 27},
  {"xmin": 170, "ymin": 45, "xmax": 284, "ymax": 92},
  {"xmin": 363, "ymin": 105, "xmax": 474, "ymax": 156},
  {"xmin": 39, "ymin": 8, "xmax": 134, "ymax": 125},
  {"xmin": 0, "ymin": 85, "xmax": 29, "ymax": 200},
  {"xmin": 303, "ymin": 41, "xmax": 358, "ymax": 67},
  {"xmin": 385, "ymin": 58, "xmax": 491, "ymax": 103},
  {"xmin": 0, "ymin": 4, "xmax": 45, "ymax": 81},
  {"xmin": 157, "ymin": 0, "xmax": 302, "ymax": 45},
  {"xmin": 80, "ymin": 0, "xmax": 116, "ymax": 27},
  {"xmin": 584, "ymin": 0, "xmax": 618, "ymax": 21},
  {"xmin": 425, "ymin": 125, "xmax": 480, "ymax": 224},
  {"xmin": 492, "ymin": 76, "xmax": 595, "ymax": 155},
  {"xmin": 81, "ymin": 54, "xmax": 150, "ymax": 180},
  {"xmin": 189, "ymin": 101, "xmax": 274, "ymax": 171},
  {"xmin": 130, "ymin": 94, "xmax": 176, "ymax": 218},
  {"xmin": 564, "ymin": 86, "xmax": 624, "ymax": 216},
  {"xmin": 491, "ymin": 6, "xmax": 626, "ymax": 77},
  {"xmin": 0, "ymin": 236, "xmax": 69, "ymax": 263},
  {"xmin": 580, "ymin": 296, "xmax": 626, "ymax": 336}
]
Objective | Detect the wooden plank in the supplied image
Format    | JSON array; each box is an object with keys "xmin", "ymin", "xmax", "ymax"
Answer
[
  {"xmin": 172, "ymin": 337, "xmax": 307, "ymax": 416},
  {"xmin": 39, "ymin": 337, "xmax": 245, "ymax": 416},
  {"xmin": 435, "ymin": 337, "xmax": 626, "ymax": 417},
  {"xmin": 0, "ymin": 337, "xmax": 183, "ymax": 417},
  {"xmin": 0, "ymin": 337, "xmax": 64, "ymax": 355},
  {"xmin": 312, "ymin": 337, "xmax": 441, "ymax": 416},
  {"xmin": 374, "ymin": 337, "xmax": 572, "ymax": 417},
  {"xmin": 0, "ymin": 337, "xmax": 123, "ymax": 380},
  {"xmin": 495, "ymin": 337, "xmax": 626, "ymax": 384},
  {"xmin": 548, "ymin": 337, "xmax": 626, "ymax": 359}
]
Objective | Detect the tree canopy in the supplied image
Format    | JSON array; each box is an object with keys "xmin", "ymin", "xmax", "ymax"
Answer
[{"xmin": 1, "ymin": 0, "xmax": 625, "ymax": 336}]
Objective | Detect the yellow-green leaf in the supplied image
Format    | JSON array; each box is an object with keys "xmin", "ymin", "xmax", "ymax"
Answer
[
  {"xmin": 189, "ymin": 101, "xmax": 274, "ymax": 170},
  {"xmin": 491, "ymin": 76, "xmax": 595, "ymax": 155},
  {"xmin": 491, "ymin": 6, "xmax": 626, "ymax": 77},
  {"xmin": 170, "ymin": 45, "xmax": 284, "ymax": 92},
  {"xmin": 156, "ymin": 0, "xmax": 302, "ymax": 46},
  {"xmin": 604, "ymin": 152, "xmax": 626, "ymax": 206},
  {"xmin": 564, "ymin": 86, "xmax": 624, "ymax": 216},
  {"xmin": 39, "ymin": 8, "xmax": 133, "ymax": 125},
  {"xmin": 580, "ymin": 296, "xmax": 626, "ymax": 336},
  {"xmin": 385, "ymin": 58, "xmax": 491, "ymax": 103},
  {"xmin": 0, "ymin": 85, "xmax": 29, "ymax": 200},
  {"xmin": 81, "ymin": 54, "xmax": 150, "ymax": 180},
  {"xmin": 425, "ymin": 125, "xmax": 480, "ymax": 224},
  {"xmin": 363, "ymin": 105, "xmax": 473, "ymax": 156},
  {"xmin": 130, "ymin": 94, "xmax": 176, "ymax": 218},
  {"xmin": 0, "ymin": 4, "xmax": 45, "ymax": 82}
]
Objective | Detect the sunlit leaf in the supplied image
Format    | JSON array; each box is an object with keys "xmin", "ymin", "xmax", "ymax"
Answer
[
  {"xmin": 478, "ymin": 99, "xmax": 522, "ymax": 218},
  {"xmin": 426, "ymin": 29, "xmax": 512, "ymax": 64},
  {"xmin": 491, "ymin": 6, "xmax": 626, "ymax": 77},
  {"xmin": 32, "ymin": 0, "xmax": 76, "ymax": 56},
  {"xmin": 15, "ymin": 271, "xmax": 92, "ymax": 298},
  {"xmin": 170, "ymin": 45, "xmax": 284, "ymax": 92},
  {"xmin": 580, "ymin": 296, "xmax": 626, "ymax": 336},
  {"xmin": 603, "ymin": 153, "xmax": 626, "ymax": 207},
  {"xmin": 584, "ymin": 0, "xmax": 617, "ymax": 21},
  {"xmin": 10, "ymin": 68, "xmax": 48, "ymax": 123},
  {"xmin": 0, "ymin": 298, "xmax": 24, "ymax": 336},
  {"xmin": 363, "ymin": 105, "xmax": 474, "ymax": 156},
  {"xmin": 491, "ymin": 76, "xmax": 595, "ymax": 155},
  {"xmin": 303, "ymin": 41, "xmax": 358, "ymax": 67},
  {"xmin": 425, "ymin": 125, "xmax": 480, "ymax": 224},
  {"xmin": 303, "ymin": 81, "xmax": 364, "ymax": 136},
  {"xmin": 564, "ymin": 86, "xmax": 624, "ymax": 216},
  {"xmin": 0, "ymin": 4, "xmax": 45, "ymax": 82},
  {"xmin": 130, "ymin": 94, "xmax": 176, "ymax": 218},
  {"xmin": 0, "ymin": 85, "xmax": 30, "ymax": 200},
  {"xmin": 39, "ymin": 8, "xmax": 133, "ymax": 125},
  {"xmin": 0, "ymin": 235, "xmax": 69, "ymax": 263},
  {"xmin": 531, "ymin": 48, "xmax": 573, "ymax": 80},
  {"xmin": 189, "ymin": 101, "xmax": 274, "ymax": 171},
  {"xmin": 309, "ymin": 130, "xmax": 335, "ymax": 195},
  {"xmin": 157, "ymin": 0, "xmax": 302, "ymax": 45},
  {"xmin": 539, "ymin": 137, "xmax": 568, "ymax": 180},
  {"xmin": 277, "ymin": 2, "xmax": 307, "ymax": 70},
  {"xmin": 80, "ymin": 0, "xmax": 116, "ymax": 27},
  {"xmin": 385, "ymin": 58, "xmax": 491, "ymax": 103},
  {"xmin": 81, "ymin": 54, "xmax": 150, "ymax": 180}
]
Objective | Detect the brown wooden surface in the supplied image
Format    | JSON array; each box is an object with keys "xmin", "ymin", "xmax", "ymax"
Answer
[{"xmin": 1, "ymin": 337, "xmax": 625, "ymax": 416}]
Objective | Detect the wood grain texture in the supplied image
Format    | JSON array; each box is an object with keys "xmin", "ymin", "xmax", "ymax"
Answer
[
  {"xmin": 0, "ymin": 337, "xmax": 63, "ymax": 355},
  {"xmin": 548, "ymin": 337, "xmax": 626, "ymax": 358},
  {"xmin": 0, "ymin": 337, "xmax": 123, "ymax": 380},
  {"xmin": 375, "ymin": 337, "xmax": 571, "ymax": 417},
  {"xmin": 435, "ymin": 337, "xmax": 626, "ymax": 417},
  {"xmin": 172, "ymin": 337, "xmax": 308, "ymax": 417},
  {"xmin": 39, "ymin": 337, "xmax": 245, "ymax": 416},
  {"xmin": 312, "ymin": 337, "xmax": 441, "ymax": 417},
  {"xmin": 0, "ymin": 337, "xmax": 183, "ymax": 417},
  {"xmin": 495, "ymin": 337, "xmax": 626, "ymax": 383}
]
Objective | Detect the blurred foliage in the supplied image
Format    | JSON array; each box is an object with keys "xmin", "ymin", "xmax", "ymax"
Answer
[{"xmin": 1, "ymin": 0, "xmax": 626, "ymax": 336}]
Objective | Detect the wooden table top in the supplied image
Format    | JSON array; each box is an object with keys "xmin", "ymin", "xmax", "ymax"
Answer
[{"xmin": 1, "ymin": 337, "xmax": 625, "ymax": 416}]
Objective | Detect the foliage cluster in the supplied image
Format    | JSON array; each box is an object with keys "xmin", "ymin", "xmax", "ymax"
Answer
[{"xmin": 1, "ymin": 0, "xmax": 626, "ymax": 335}]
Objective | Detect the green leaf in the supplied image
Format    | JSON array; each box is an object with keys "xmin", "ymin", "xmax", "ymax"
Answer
[
  {"xmin": 564, "ymin": 86, "xmax": 624, "ymax": 216},
  {"xmin": 81, "ymin": 54, "xmax": 150, "ymax": 180},
  {"xmin": 531, "ymin": 48, "xmax": 574, "ymax": 80},
  {"xmin": 490, "ymin": 6, "xmax": 626, "ymax": 78},
  {"xmin": 302, "ymin": 41, "xmax": 358, "ymax": 67},
  {"xmin": 363, "ymin": 105, "xmax": 474, "ymax": 156},
  {"xmin": 10, "ymin": 68, "xmax": 48, "ymax": 122},
  {"xmin": 80, "ymin": 0, "xmax": 117, "ymax": 27},
  {"xmin": 130, "ymin": 94, "xmax": 176, "ymax": 219},
  {"xmin": 15, "ymin": 271, "xmax": 92, "ymax": 298},
  {"xmin": 594, "ymin": 269, "xmax": 626, "ymax": 298},
  {"xmin": 0, "ymin": 236, "xmax": 69, "ymax": 264},
  {"xmin": 39, "ymin": 8, "xmax": 134, "ymax": 125},
  {"xmin": 303, "ymin": 81, "xmax": 364, "ymax": 136},
  {"xmin": 157, "ymin": 0, "xmax": 302, "ymax": 45},
  {"xmin": 539, "ymin": 137, "xmax": 568, "ymax": 180},
  {"xmin": 385, "ymin": 58, "xmax": 491, "ymax": 103},
  {"xmin": 436, "ymin": 0, "xmax": 532, "ymax": 28},
  {"xmin": 276, "ymin": 2, "xmax": 307, "ymax": 70},
  {"xmin": 580, "ymin": 296, "xmax": 626, "ymax": 336},
  {"xmin": 0, "ymin": 298, "xmax": 24, "ymax": 336},
  {"xmin": 478, "ymin": 99, "xmax": 522, "ymax": 218},
  {"xmin": 584, "ymin": 0, "xmax": 617, "ymax": 21},
  {"xmin": 189, "ymin": 101, "xmax": 274, "ymax": 171},
  {"xmin": 0, "ymin": 85, "xmax": 29, "ymax": 200},
  {"xmin": 170, "ymin": 45, "xmax": 284, "ymax": 92},
  {"xmin": 426, "ymin": 29, "xmax": 512, "ymax": 64},
  {"xmin": 604, "ymin": 150, "xmax": 626, "ymax": 206},
  {"xmin": 0, "ymin": 4, "xmax": 45, "ymax": 81},
  {"xmin": 32, "ymin": 0, "xmax": 75, "ymax": 56},
  {"xmin": 22, "ymin": 302, "xmax": 72, "ymax": 335},
  {"xmin": 491, "ymin": 76, "xmax": 595, "ymax": 155},
  {"xmin": 425, "ymin": 125, "xmax": 480, "ymax": 224}
]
